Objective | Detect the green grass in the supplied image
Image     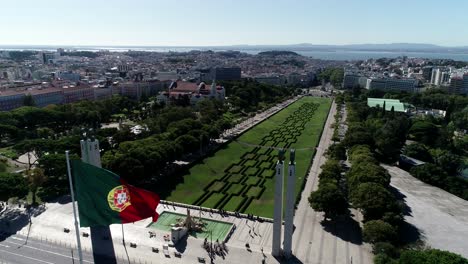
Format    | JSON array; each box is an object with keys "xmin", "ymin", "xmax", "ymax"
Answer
[
  {"xmin": 226, "ymin": 184, "xmax": 245, "ymax": 195},
  {"xmin": 244, "ymin": 177, "xmax": 260, "ymax": 186},
  {"xmin": 227, "ymin": 165, "xmax": 243, "ymax": 174},
  {"xmin": 168, "ymin": 97, "xmax": 331, "ymax": 218},
  {"xmin": 0, "ymin": 147, "xmax": 18, "ymax": 160},
  {"xmin": 148, "ymin": 211, "xmax": 233, "ymax": 241},
  {"xmin": 226, "ymin": 174, "xmax": 244, "ymax": 183},
  {"xmin": 245, "ymin": 186, "xmax": 263, "ymax": 197},
  {"xmin": 207, "ymin": 181, "xmax": 225, "ymax": 192},
  {"xmin": 202, "ymin": 193, "xmax": 226, "ymax": 208},
  {"xmin": 224, "ymin": 196, "xmax": 245, "ymax": 211},
  {"xmin": 244, "ymin": 167, "xmax": 260, "ymax": 176}
]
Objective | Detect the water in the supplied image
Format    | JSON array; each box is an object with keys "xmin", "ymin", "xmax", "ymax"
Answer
[{"xmin": 2, "ymin": 45, "xmax": 468, "ymax": 61}]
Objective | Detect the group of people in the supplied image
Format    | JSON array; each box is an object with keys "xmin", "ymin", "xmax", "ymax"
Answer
[{"xmin": 203, "ymin": 238, "xmax": 228, "ymax": 260}]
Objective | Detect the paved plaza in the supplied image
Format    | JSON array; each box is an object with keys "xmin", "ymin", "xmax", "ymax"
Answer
[{"xmin": 385, "ymin": 164, "xmax": 468, "ymax": 259}]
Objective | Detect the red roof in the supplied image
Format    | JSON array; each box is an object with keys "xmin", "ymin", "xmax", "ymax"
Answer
[
  {"xmin": 172, "ymin": 81, "xmax": 199, "ymax": 92},
  {"xmin": 171, "ymin": 81, "xmax": 223, "ymax": 93}
]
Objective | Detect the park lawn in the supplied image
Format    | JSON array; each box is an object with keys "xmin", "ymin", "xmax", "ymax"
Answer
[
  {"xmin": 168, "ymin": 97, "xmax": 331, "ymax": 218},
  {"xmin": 202, "ymin": 193, "xmax": 226, "ymax": 208},
  {"xmin": 226, "ymin": 183, "xmax": 245, "ymax": 195},
  {"xmin": 224, "ymin": 196, "xmax": 245, "ymax": 211}
]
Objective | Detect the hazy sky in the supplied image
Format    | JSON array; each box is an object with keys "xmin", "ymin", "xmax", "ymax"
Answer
[{"xmin": 1, "ymin": 0, "xmax": 468, "ymax": 46}]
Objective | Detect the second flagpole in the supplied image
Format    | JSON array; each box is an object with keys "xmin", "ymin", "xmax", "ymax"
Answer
[{"xmin": 65, "ymin": 150, "xmax": 84, "ymax": 264}]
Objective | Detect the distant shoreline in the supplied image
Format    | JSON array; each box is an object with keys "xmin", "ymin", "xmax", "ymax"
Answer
[{"xmin": 2, "ymin": 45, "xmax": 468, "ymax": 61}]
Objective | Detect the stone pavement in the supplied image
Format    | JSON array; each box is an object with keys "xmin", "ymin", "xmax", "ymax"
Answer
[
  {"xmin": 10, "ymin": 200, "xmax": 280, "ymax": 264},
  {"xmin": 384, "ymin": 164, "xmax": 468, "ymax": 259}
]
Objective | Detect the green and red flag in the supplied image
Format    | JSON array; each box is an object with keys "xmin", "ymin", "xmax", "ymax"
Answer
[{"xmin": 71, "ymin": 159, "xmax": 160, "ymax": 227}]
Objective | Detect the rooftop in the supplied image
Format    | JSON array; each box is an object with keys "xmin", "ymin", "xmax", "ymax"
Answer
[{"xmin": 367, "ymin": 98, "xmax": 407, "ymax": 112}]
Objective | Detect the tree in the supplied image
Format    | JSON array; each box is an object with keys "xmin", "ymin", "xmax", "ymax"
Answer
[
  {"xmin": 14, "ymin": 139, "xmax": 56, "ymax": 170},
  {"xmin": 319, "ymin": 159, "xmax": 343, "ymax": 181},
  {"xmin": 362, "ymin": 220, "xmax": 397, "ymax": 243},
  {"xmin": 330, "ymin": 68, "xmax": 344, "ymax": 87},
  {"xmin": 374, "ymin": 254, "xmax": 398, "ymax": 264},
  {"xmin": 430, "ymin": 149, "xmax": 463, "ymax": 175},
  {"xmin": 372, "ymin": 242, "xmax": 399, "ymax": 258},
  {"xmin": 26, "ymin": 168, "xmax": 47, "ymax": 205},
  {"xmin": 403, "ymin": 143, "xmax": 433, "ymax": 162},
  {"xmin": 344, "ymin": 124, "xmax": 374, "ymax": 148},
  {"xmin": 410, "ymin": 163, "xmax": 447, "ymax": 187},
  {"xmin": 326, "ymin": 143, "xmax": 346, "ymax": 160},
  {"xmin": 409, "ymin": 120, "xmax": 439, "ymax": 146},
  {"xmin": 347, "ymin": 162, "xmax": 391, "ymax": 190},
  {"xmin": 309, "ymin": 182, "xmax": 348, "ymax": 219},
  {"xmin": 350, "ymin": 182, "xmax": 396, "ymax": 220},
  {"xmin": 398, "ymin": 249, "xmax": 468, "ymax": 264},
  {"xmin": 37, "ymin": 153, "xmax": 69, "ymax": 201},
  {"xmin": 0, "ymin": 172, "xmax": 29, "ymax": 201},
  {"xmin": 23, "ymin": 94, "xmax": 36, "ymax": 106},
  {"xmin": 175, "ymin": 134, "xmax": 199, "ymax": 153}
]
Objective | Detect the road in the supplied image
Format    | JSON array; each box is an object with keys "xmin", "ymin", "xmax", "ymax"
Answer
[
  {"xmin": 0, "ymin": 233, "xmax": 98, "ymax": 264},
  {"xmin": 291, "ymin": 101, "xmax": 373, "ymax": 264}
]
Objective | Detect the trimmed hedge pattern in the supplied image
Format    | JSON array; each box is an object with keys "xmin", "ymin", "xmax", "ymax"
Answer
[{"xmin": 195, "ymin": 103, "xmax": 320, "ymax": 212}]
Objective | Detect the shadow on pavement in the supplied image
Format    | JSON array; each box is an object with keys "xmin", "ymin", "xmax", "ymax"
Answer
[
  {"xmin": 274, "ymin": 255, "xmax": 304, "ymax": 264},
  {"xmin": 55, "ymin": 195, "xmax": 72, "ymax": 205},
  {"xmin": 388, "ymin": 186, "xmax": 422, "ymax": 244},
  {"xmin": 0, "ymin": 204, "xmax": 46, "ymax": 242},
  {"xmin": 388, "ymin": 186, "xmax": 413, "ymax": 217},
  {"xmin": 398, "ymin": 220, "xmax": 423, "ymax": 245},
  {"xmin": 174, "ymin": 234, "xmax": 188, "ymax": 253},
  {"xmin": 320, "ymin": 213, "xmax": 363, "ymax": 245},
  {"xmin": 91, "ymin": 226, "xmax": 117, "ymax": 264}
]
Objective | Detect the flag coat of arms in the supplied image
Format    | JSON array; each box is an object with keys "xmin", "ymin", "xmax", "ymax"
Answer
[{"xmin": 71, "ymin": 160, "xmax": 160, "ymax": 227}]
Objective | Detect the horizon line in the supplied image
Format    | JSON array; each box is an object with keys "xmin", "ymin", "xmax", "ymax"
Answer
[{"xmin": 0, "ymin": 42, "xmax": 467, "ymax": 48}]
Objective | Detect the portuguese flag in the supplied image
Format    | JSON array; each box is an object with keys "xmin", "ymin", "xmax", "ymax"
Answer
[{"xmin": 71, "ymin": 160, "xmax": 160, "ymax": 227}]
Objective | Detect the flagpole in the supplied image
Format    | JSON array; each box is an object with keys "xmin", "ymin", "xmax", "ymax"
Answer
[{"xmin": 66, "ymin": 150, "xmax": 84, "ymax": 264}]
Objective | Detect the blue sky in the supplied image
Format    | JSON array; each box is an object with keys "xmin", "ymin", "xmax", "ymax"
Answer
[{"xmin": 1, "ymin": 0, "xmax": 467, "ymax": 46}]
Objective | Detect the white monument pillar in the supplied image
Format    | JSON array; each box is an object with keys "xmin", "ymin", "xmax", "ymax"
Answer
[
  {"xmin": 272, "ymin": 149, "xmax": 285, "ymax": 257},
  {"xmin": 80, "ymin": 139, "xmax": 101, "ymax": 167},
  {"xmin": 283, "ymin": 149, "xmax": 296, "ymax": 258}
]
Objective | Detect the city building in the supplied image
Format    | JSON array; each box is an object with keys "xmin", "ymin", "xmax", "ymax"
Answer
[
  {"xmin": 342, "ymin": 74, "xmax": 361, "ymax": 89},
  {"xmin": 368, "ymin": 78, "xmax": 419, "ymax": 92},
  {"xmin": 430, "ymin": 68, "xmax": 450, "ymax": 86},
  {"xmin": 57, "ymin": 71, "xmax": 81, "ymax": 82},
  {"xmin": 156, "ymin": 81, "xmax": 225, "ymax": 105},
  {"xmin": 449, "ymin": 77, "xmax": 464, "ymax": 95},
  {"xmin": 0, "ymin": 91, "xmax": 25, "ymax": 111},
  {"xmin": 422, "ymin": 66, "xmax": 433, "ymax": 81},
  {"xmin": 0, "ymin": 80, "xmax": 171, "ymax": 111},
  {"xmin": 63, "ymin": 86, "xmax": 95, "ymax": 104},
  {"xmin": 200, "ymin": 67, "xmax": 241, "ymax": 82},
  {"xmin": 40, "ymin": 52, "xmax": 58, "ymax": 64},
  {"xmin": 30, "ymin": 88, "xmax": 64, "ymax": 107},
  {"xmin": 254, "ymin": 76, "xmax": 286, "ymax": 86},
  {"xmin": 463, "ymin": 74, "xmax": 468, "ymax": 95}
]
